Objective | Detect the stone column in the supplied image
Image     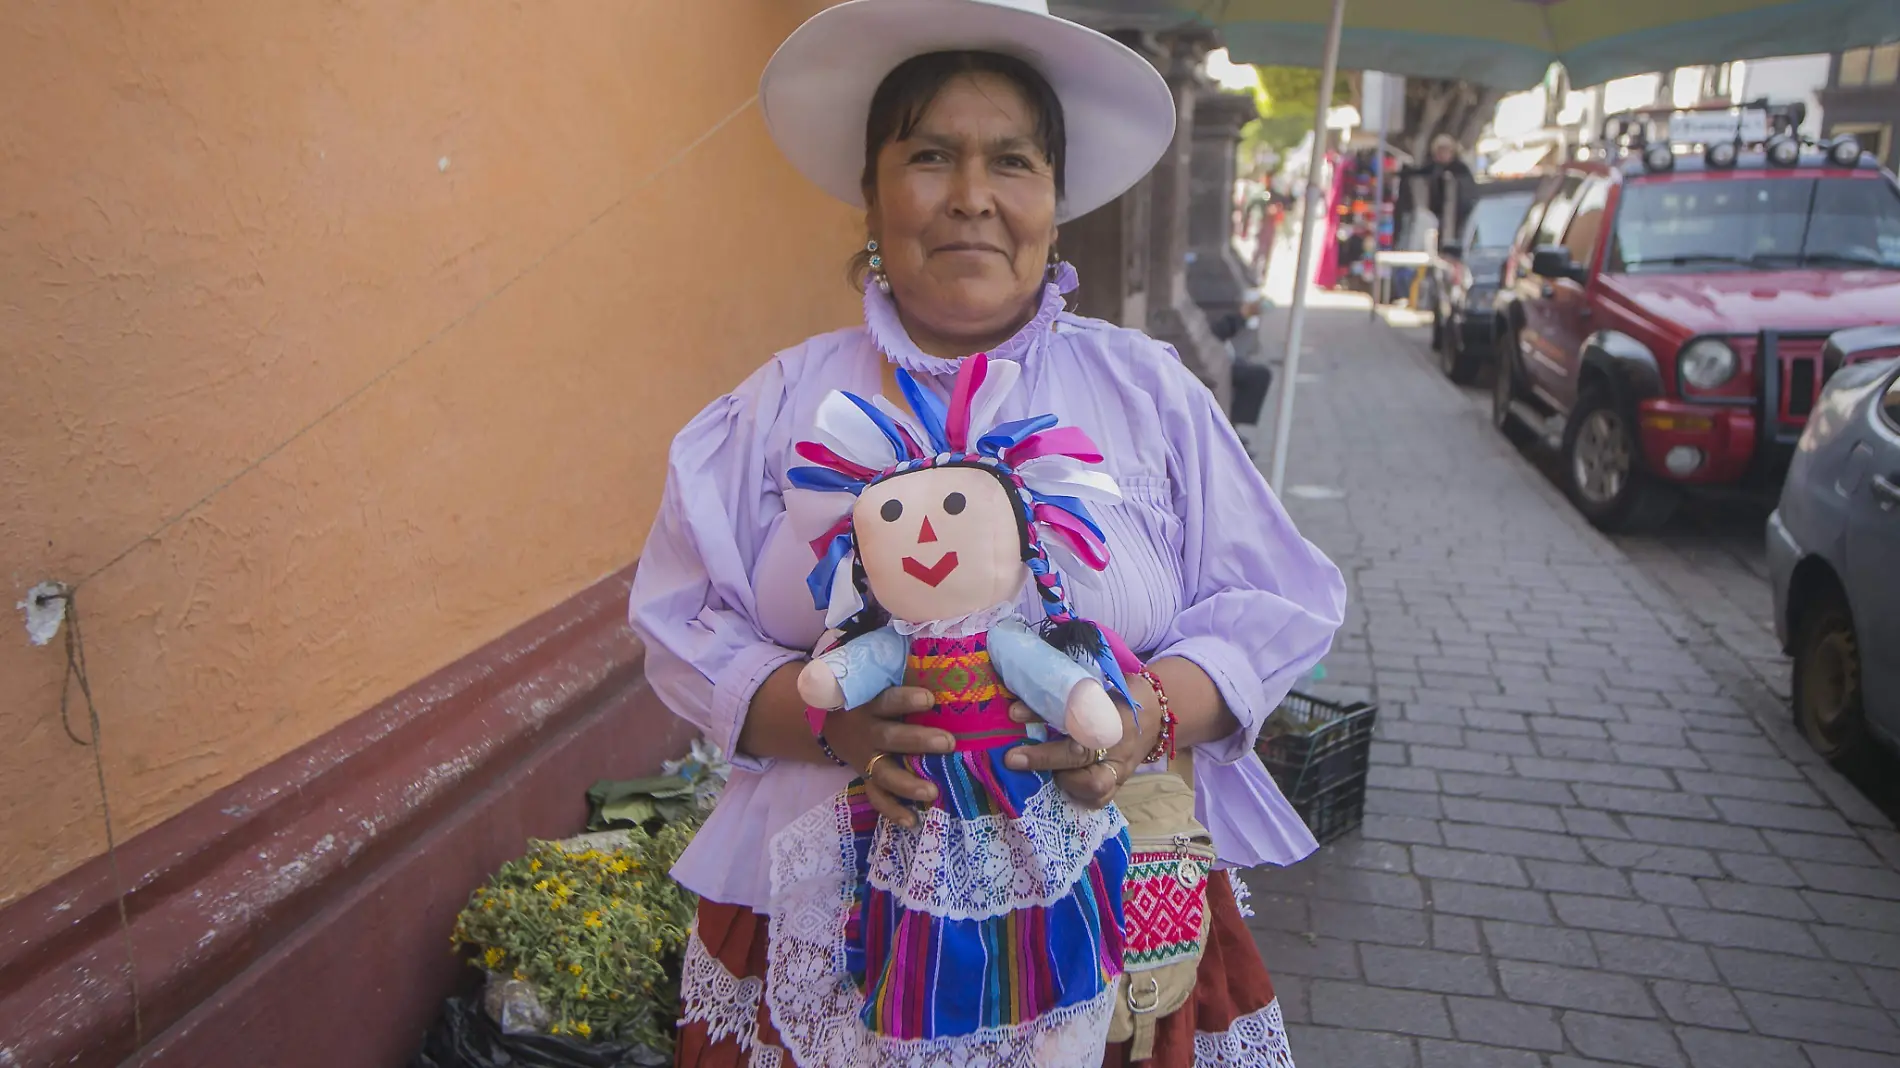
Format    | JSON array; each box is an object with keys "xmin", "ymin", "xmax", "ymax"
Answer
[
  {"xmin": 1186, "ymin": 85, "xmax": 1258, "ymax": 331},
  {"xmin": 1059, "ymin": 29, "xmax": 1152, "ymax": 329},
  {"xmin": 1144, "ymin": 29, "xmax": 1232, "ymax": 411}
]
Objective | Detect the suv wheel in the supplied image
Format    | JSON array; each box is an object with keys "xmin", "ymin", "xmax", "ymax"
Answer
[
  {"xmin": 1492, "ymin": 326, "xmax": 1528, "ymax": 440},
  {"xmin": 1561, "ymin": 386, "xmax": 1678, "ymax": 533},
  {"xmin": 1439, "ymin": 309, "xmax": 1483, "ymax": 385},
  {"xmin": 1793, "ymin": 585, "xmax": 1870, "ymax": 766}
]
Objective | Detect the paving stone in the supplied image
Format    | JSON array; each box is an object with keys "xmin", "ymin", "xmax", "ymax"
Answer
[
  {"xmin": 1813, "ymin": 926, "xmax": 1900, "ymax": 969},
  {"xmin": 1484, "ymin": 920, "xmax": 1600, "ymax": 967},
  {"xmin": 1607, "ymin": 742, "xmax": 1708, "ymax": 770},
  {"xmin": 1361, "ymin": 945, "xmax": 1499, "ymax": 996},
  {"xmin": 1411, "ymin": 846, "xmax": 1528, "ymax": 888},
  {"xmin": 1444, "ymin": 996, "xmax": 1565, "ymax": 1052},
  {"xmin": 1361, "ymin": 814, "xmax": 1446, "ymax": 847},
  {"xmin": 1429, "ymin": 880, "xmax": 1554, "ymax": 925},
  {"xmin": 1804, "ymin": 1045, "xmax": 1900, "ymax": 1068},
  {"xmin": 1366, "ymin": 791, "xmax": 1445, "ymax": 819},
  {"xmin": 1439, "ymin": 795, "xmax": 1569, "ymax": 832},
  {"xmin": 1700, "ymin": 752, "xmax": 1807, "ymax": 781},
  {"xmin": 1573, "ymin": 785, "xmax": 1720, "ymax": 822},
  {"xmin": 1793, "ymin": 861, "xmax": 1900, "ymax": 899},
  {"xmin": 1553, "ymin": 893, "xmax": 1678, "ymax": 936},
  {"xmin": 1254, "ymin": 928, "xmax": 1362, "ymax": 980},
  {"xmin": 1584, "ymin": 839, "xmax": 1725, "ymax": 877},
  {"xmin": 1515, "ymin": 757, "xmax": 1674, "ymax": 789},
  {"xmin": 1436, "ymin": 767, "xmax": 1573, "ymax": 801},
  {"xmin": 1714, "ymin": 796, "xmax": 1857, "ymax": 836},
  {"xmin": 1308, "ymin": 979, "xmax": 1452, "ymax": 1038},
  {"xmin": 1590, "ymin": 932, "xmax": 1721, "ymax": 981},
  {"xmin": 1308, "ymin": 900, "xmax": 1431, "ymax": 947},
  {"xmin": 1463, "ymin": 709, "xmax": 1529, "ymax": 733},
  {"xmin": 1653, "ymin": 980, "xmax": 1749, "ymax": 1030},
  {"xmin": 1274, "ymin": 973, "xmax": 1311, "ymax": 1022},
  {"xmin": 1416, "ymin": 1039, "xmax": 1542, "ymax": 1068},
  {"xmin": 1320, "ymin": 837, "xmax": 1412, "ymax": 875},
  {"xmin": 1526, "ymin": 859, "xmax": 1634, "ymax": 898},
  {"xmin": 1606, "ymin": 722, "xmax": 1685, "ymax": 746},
  {"xmin": 1423, "ymin": 913, "xmax": 1479, "ymax": 955},
  {"xmin": 1717, "ymin": 852, "xmax": 1805, "ymax": 888},
  {"xmin": 1672, "ymin": 771, "xmax": 1823, "ymax": 807},
  {"xmin": 1311, "ymin": 867, "xmax": 1430, "ymax": 910},
  {"xmin": 1285, "ymin": 1025, "xmax": 1418, "ymax": 1068},
  {"xmin": 1734, "ymin": 990, "xmax": 1900, "ymax": 1053},
  {"xmin": 1671, "ymin": 907, "xmax": 1825, "ymax": 957},
  {"xmin": 1764, "ymin": 831, "xmax": 1886, "ymax": 868},
  {"xmin": 1710, "ymin": 947, "xmax": 1876, "ymax": 1005},
  {"xmin": 1855, "ymin": 965, "xmax": 1900, "ymax": 1011},
  {"xmin": 1697, "ymin": 880, "xmax": 1817, "ymax": 921},
  {"xmin": 1631, "ymin": 872, "xmax": 1708, "ymax": 908},
  {"xmin": 1686, "ymin": 730, "xmax": 1782, "ymax": 758},
  {"xmin": 1497, "ymin": 960, "xmax": 1655, "ymax": 1016},
  {"xmin": 1466, "ymin": 731, "xmax": 1539, "ymax": 757},
  {"xmin": 1443, "ymin": 823, "xmax": 1590, "ymax": 864},
  {"xmin": 1367, "ymin": 765, "xmax": 1441, "ymax": 794},
  {"xmin": 1560, "ymin": 1012, "xmax": 1685, "ymax": 1066},
  {"xmin": 1561, "ymin": 808, "xmax": 1630, "ymax": 840},
  {"xmin": 1381, "ymin": 721, "xmax": 1466, "ymax": 747},
  {"xmin": 1371, "ymin": 741, "xmax": 1410, "ymax": 766},
  {"xmin": 1802, "ymin": 891, "xmax": 1900, "ymax": 938},
  {"xmin": 1623, "ymin": 815, "xmax": 1768, "ymax": 854},
  {"xmin": 1536, "ymin": 735, "xmax": 1621, "ymax": 761},
  {"xmin": 1410, "ymin": 745, "xmax": 1515, "ymax": 775},
  {"xmin": 1675, "ymin": 1027, "xmax": 1811, "ymax": 1068}
]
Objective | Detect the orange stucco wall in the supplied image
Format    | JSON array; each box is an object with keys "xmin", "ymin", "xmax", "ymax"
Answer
[{"xmin": 0, "ymin": 1, "xmax": 860, "ymax": 906}]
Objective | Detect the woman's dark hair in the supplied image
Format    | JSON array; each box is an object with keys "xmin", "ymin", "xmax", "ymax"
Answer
[{"xmin": 847, "ymin": 50, "xmax": 1067, "ymax": 285}]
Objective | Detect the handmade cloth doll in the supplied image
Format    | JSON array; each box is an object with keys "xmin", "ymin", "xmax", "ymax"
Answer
[{"xmin": 764, "ymin": 353, "xmax": 1140, "ymax": 1067}]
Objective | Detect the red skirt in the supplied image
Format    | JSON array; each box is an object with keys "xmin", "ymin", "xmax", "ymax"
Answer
[{"xmin": 675, "ymin": 871, "xmax": 1295, "ymax": 1067}]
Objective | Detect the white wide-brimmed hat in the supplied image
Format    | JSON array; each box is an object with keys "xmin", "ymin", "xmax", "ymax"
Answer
[{"xmin": 759, "ymin": 0, "xmax": 1176, "ymax": 223}]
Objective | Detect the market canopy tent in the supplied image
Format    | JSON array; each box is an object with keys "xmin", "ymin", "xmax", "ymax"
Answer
[
  {"xmin": 1062, "ymin": 0, "xmax": 1900, "ymax": 486},
  {"xmin": 1071, "ymin": 0, "xmax": 1900, "ymax": 91}
]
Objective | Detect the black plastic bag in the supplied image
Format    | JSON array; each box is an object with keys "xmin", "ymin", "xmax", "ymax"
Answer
[{"xmin": 410, "ymin": 997, "xmax": 669, "ymax": 1068}]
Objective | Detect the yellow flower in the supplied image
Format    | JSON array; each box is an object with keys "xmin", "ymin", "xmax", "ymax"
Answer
[
  {"xmin": 611, "ymin": 858, "xmax": 631, "ymax": 874},
  {"xmin": 649, "ymin": 938, "xmax": 662, "ymax": 954},
  {"xmin": 535, "ymin": 880, "xmax": 550, "ymax": 893},
  {"xmin": 569, "ymin": 963, "xmax": 584, "ymax": 976},
  {"xmin": 529, "ymin": 859, "xmax": 542, "ymax": 872},
  {"xmin": 583, "ymin": 911, "xmax": 604, "ymax": 929},
  {"xmin": 577, "ymin": 984, "xmax": 590, "ymax": 999},
  {"xmin": 575, "ymin": 1022, "xmax": 592, "ymax": 1038},
  {"xmin": 483, "ymin": 946, "xmax": 505, "ymax": 969},
  {"xmin": 514, "ymin": 969, "xmax": 528, "ymax": 981}
]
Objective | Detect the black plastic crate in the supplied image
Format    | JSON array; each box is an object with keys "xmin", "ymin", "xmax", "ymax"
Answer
[{"xmin": 1257, "ymin": 692, "xmax": 1378, "ymax": 844}]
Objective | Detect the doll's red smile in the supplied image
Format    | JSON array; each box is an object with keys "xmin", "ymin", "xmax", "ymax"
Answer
[{"xmin": 902, "ymin": 552, "xmax": 960, "ymax": 587}]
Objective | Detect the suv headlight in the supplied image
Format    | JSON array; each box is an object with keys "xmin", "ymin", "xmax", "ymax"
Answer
[{"xmin": 1679, "ymin": 339, "xmax": 1739, "ymax": 390}]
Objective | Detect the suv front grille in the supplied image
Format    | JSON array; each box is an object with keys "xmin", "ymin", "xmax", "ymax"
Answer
[{"xmin": 1778, "ymin": 335, "xmax": 1827, "ymax": 420}]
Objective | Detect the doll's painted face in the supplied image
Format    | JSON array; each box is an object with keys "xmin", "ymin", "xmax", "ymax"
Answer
[{"xmin": 853, "ymin": 464, "xmax": 1028, "ymax": 623}]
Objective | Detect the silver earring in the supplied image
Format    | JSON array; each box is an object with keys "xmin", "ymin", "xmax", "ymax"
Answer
[{"xmin": 867, "ymin": 238, "xmax": 891, "ymax": 293}]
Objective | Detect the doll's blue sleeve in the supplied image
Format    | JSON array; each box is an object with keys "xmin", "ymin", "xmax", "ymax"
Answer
[
  {"xmin": 989, "ymin": 619, "xmax": 1099, "ymax": 730},
  {"xmin": 814, "ymin": 625, "xmax": 908, "ymax": 710}
]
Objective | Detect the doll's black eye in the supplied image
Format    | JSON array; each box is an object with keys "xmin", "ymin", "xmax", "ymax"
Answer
[
  {"xmin": 943, "ymin": 492, "xmax": 967, "ymax": 515},
  {"xmin": 880, "ymin": 499, "xmax": 904, "ymax": 522}
]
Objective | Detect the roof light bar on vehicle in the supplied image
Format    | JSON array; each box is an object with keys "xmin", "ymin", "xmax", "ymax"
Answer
[
  {"xmin": 1643, "ymin": 143, "xmax": 1676, "ymax": 173},
  {"xmin": 1704, "ymin": 140, "xmax": 1739, "ymax": 169},
  {"xmin": 1765, "ymin": 136, "xmax": 1802, "ymax": 167},
  {"xmin": 1825, "ymin": 135, "xmax": 1863, "ymax": 168}
]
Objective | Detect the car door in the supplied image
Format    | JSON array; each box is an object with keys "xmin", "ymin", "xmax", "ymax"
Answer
[
  {"xmin": 1845, "ymin": 365, "xmax": 1900, "ymax": 727},
  {"xmin": 1545, "ymin": 178, "xmax": 1611, "ymax": 412},
  {"xmin": 1516, "ymin": 174, "xmax": 1585, "ymax": 402}
]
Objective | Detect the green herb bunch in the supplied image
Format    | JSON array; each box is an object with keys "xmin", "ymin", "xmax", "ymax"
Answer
[{"xmin": 449, "ymin": 818, "xmax": 701, "ymax": 1051}]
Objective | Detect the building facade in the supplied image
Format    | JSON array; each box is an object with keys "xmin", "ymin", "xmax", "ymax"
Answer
[{"xmin": 1820, "ymin": 42, "xmax": 1900, "ymax": 170}]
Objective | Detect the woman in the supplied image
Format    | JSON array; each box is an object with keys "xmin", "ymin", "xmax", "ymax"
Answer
[{"xmin": 629, "ymin": 1, "xmax": 1346, "ymax": 1063}]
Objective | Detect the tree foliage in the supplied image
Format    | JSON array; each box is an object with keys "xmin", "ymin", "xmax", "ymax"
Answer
[{"xmin": 1238, "ymin": 65, "xmax": 1357, "ymax": 169}]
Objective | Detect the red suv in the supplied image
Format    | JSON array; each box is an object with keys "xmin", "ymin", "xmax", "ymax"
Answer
[{"xmin": 1492, "ymin": 116, "xmax": 1900, "ymax": 532}]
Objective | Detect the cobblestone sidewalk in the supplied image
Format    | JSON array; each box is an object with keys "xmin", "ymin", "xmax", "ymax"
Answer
[{"xmin": 1243, "ymin": 297, "xmax": 1900, "ymax": 1068}]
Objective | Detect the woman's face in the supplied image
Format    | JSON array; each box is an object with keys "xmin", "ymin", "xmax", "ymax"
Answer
[{"xmin": 867, "ymin": 72, "xmax": 1058, "ymax": 351}]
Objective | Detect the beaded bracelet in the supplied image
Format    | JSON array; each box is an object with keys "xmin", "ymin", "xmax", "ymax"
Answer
[
  {"xmin": 805, "ymin": 703, "xmax": 852, "ymax": 768},
  {"xmin": 1136, "ymin": 669, "xmax": 1177, "ymax": 765},
  {"xmin": 814, "ymin": 732, "xmax": 851, "ymax": 769}
]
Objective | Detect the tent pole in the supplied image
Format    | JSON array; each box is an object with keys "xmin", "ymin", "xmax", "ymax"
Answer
[{"xmin": 1267, "ymin": 0, "xmax": 1347, "ymax": 489}]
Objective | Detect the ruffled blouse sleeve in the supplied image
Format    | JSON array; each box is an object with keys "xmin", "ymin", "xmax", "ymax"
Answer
[
  {"xmin": 628, "ymin": 362, "xmax": 803, "ymax": 774},
  {"xmin": 1150, "ymin": 354, "xmax": 1349, "ymax": 766}
]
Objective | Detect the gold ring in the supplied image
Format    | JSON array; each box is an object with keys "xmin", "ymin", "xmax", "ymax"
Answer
[
  {"xmin": 1094, "ymin": 748, "xmax": 1111, "ymax": 765},
  {"xmin": 864, "ymin": 752, "xmax": 890, "ymax": 779},
  {"xmin": 1103, "ymin": 762, "xmax": 1122, "ymax": 784}
]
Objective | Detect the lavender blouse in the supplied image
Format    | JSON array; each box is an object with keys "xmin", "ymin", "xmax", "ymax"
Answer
[{"xmin": 628, "ymin": 267, "xmax": 1348, "ymax": 910}]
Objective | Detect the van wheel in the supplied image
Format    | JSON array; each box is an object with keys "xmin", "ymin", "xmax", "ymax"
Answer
[
  {"xmin": 1561, "ymin": 386, "xmax": 1678, "ymax": 533},
  {"xmin": 1492, "ymin": 327, "xmax": 1531, "ymax": 444},
  {"xmin": 1440, "ymin": 312, "xmax": 1483, "ymax": 385},
  {"xmin": 1793, "ymin": 585, "xmax": 1870, "ymax": 766}
]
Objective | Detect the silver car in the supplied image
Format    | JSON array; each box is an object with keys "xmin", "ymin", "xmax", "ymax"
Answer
[{"xmin": 1768, "ymin": 324, "xmax": 1900, "ymax": 764}]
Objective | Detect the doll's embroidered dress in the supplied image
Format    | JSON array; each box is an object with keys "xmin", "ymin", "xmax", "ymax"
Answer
[{"xmin": 765, "ymin": 355, "xmax": 1140, "ymax": 1066}]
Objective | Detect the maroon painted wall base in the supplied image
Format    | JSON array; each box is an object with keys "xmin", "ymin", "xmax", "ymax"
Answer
[{"xmin": 0, "ymin": 565, "xmax": 695, "ymax": 1068}]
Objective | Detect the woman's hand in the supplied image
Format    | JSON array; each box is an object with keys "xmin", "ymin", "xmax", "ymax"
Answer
[
  {"xmin": 821, "ymin": 687, "xmax": 954, "ymax": 829},
  {"xmin": 1001, "ymin": 674, "xmax": 1162, "ymax": 809}
]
